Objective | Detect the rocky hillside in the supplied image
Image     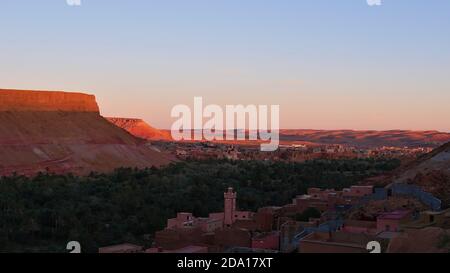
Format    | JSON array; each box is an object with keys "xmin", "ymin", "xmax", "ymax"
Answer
[
  {"xmin": 0, "ymin": 89, "xmax": 172, "ymax": 176},
  {"xmin": 106, "ymin": 117, "xmax": 171, "ymax": 141},
  {"xmin": 279, "ymin": 129, "xmax": 450, "ymax": 148},
  {"xmin": 391, "ymin": 142, "xmax": 450, "ymax": 205}
]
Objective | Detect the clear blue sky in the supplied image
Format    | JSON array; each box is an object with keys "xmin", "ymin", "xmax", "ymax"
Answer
[{"xmin": 1, "ymin": 0, "xmax": 449, "ymax": 131}]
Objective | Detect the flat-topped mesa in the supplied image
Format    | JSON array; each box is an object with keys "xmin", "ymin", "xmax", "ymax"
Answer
[{"xmin": 0, "ymin": 89, "xmax": 100, "ymax": 112}]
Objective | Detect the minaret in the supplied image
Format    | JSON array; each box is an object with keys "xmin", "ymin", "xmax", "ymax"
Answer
[{"xmin": 224, "ymin": 187, "xmax": 237, "ymax": 227}]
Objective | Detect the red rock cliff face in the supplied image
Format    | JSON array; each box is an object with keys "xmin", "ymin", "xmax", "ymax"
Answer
[{"xmin": 0, "ymin": 89, "xmax": 100, "ymax": 112}]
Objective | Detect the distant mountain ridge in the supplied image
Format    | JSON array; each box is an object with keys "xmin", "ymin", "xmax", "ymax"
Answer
[
  {"xmin": 114, "ymin": 125, "xmax": 450, "ymax": 148},
  {"xmin": 278, "ymin": 129, "xmax": 450, "ymax": 148}
]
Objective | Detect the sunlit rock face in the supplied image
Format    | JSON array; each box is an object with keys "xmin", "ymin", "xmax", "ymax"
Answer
[{"xmin": 0, "ymin": 89, "xmax": 100, "ymax": 112}]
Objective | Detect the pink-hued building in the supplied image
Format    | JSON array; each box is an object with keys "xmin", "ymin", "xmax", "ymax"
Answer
[
  {"xmin": 299, "ymin": 231, "xmax": 375, "ymax": 253},
  {"xmin": 223, "ymin": 187, "xmax": 254, "ymax": 227},
  {"xmin": 157, "ymin": 187, "xmax": 257, "ymax": 251},
  {"xmin": 167, "ymin": 212, "xmax": 195, "ymax": 229},
  {"xmin": 213, "ymin": 228, "xmax": 253, "ymax": 249},
  {"xmin": 340, "ymin": 211, "xmax": 412, "ymax": 236},
  {"xmin": 209, "ymin": 212, "xmax": 225, "ymax": 221},
  {"xmin": 376, "ymin": 210, "xmax": 412, "ymax": 233},
  {"xmin": 290, "ymin": 186, "xmax": 374, "ymax": 214},
  {"xmin": 341, "ymin": 220, "xmax": 378, "ymax": 235},
  {"xmin": 154, "ymin": 226, "xmax": 207, "ymax": 250},
  {"xmin": 167, "ymin": 212, "xmax": 222, "ymax": 232},
  {"xmin": 255, "ymin": 207, "xmax": 282, "ymax": 232},
  {"xmin": 197, "ymin": 217, "xmax": 223, "ymax": 233},
  {"xmin": 342, "ymin": 186, "xmax": 374, "ymax": 198},
  {"xmin": 251, "ymin": 232, "xmax": 280, "ymax": 251},
  {"xmin": 155, "ymin": 186, "xmax": 386, "ymax": 253},
  {"xmin": 165, "ymin": 186, "xmax": 377, "ymax": 239},
  {"xmin": 224, "ymin": 187, "xmax": 237, "ymax": 227}
]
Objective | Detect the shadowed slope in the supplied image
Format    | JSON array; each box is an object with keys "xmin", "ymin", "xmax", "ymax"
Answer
[{"xmin": 364, "ymin": 142, "xmax": 450, "ymax": 206}]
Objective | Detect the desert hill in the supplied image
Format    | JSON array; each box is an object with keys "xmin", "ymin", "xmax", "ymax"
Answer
[
  {"xmin": 116, "ymin": 127, "xmax": 450, "ymax": 149},
  {"xmin": 390, "ymin": 142, "xmax": 450, "ymax": 205},
  {"xmin": 106, "ymin": 117, "xmax": 171, "ymax": 141},
  {"xmin": 278, "ymin": 129, "xmax": 450, "ymax": 148},
  {"xmin": 0, "ymin": 89, "xmax": 172, "ymax": 176}
]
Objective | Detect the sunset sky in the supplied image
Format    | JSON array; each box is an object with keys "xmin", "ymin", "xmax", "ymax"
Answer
[{"xmin": 0, "ymin": 0, "xmax": 449, "ymax": 132}]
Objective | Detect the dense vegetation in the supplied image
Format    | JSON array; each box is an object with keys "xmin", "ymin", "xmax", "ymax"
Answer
[{"xmin": 0, "ymin": 158, "xmax": 400, "ymax": 253}]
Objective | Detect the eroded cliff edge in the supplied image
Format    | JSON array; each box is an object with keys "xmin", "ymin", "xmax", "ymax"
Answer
[{"xmin": 0, "ymin": 89, "xmax": 100, "ymax": 112}]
